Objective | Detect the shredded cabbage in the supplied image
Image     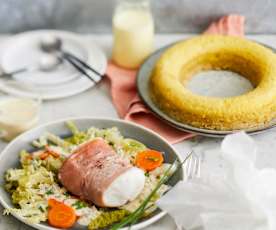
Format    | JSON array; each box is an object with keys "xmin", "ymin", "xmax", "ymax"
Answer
[
  {"xmin": 121, "ymin": 138, "xmax": 146, "ymax": 162},
  {"xmin": 32, "ymin": 132, "xmax": 71, "ymax": 150},
  {"xmin": 5, "ymin": 156, "xmax": 56, "ymax": 223}
]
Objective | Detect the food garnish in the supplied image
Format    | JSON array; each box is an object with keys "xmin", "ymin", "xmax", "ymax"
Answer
[
  {"xmin": 88, "ymin": 209, "xmax": 129, "ymax": 230},
  {"xmin": 39, "ymin": 151, "xmax": 50, "ymax": 160},
  {"xmin": 136, "ymin": 150, "xmax": 164, "ymax": 171},
  {"xmin": 72, "ymin": 200, "xmax": 88, "ymax": 210},
  {"xmin": 48, "ymin": 199, "xmax": 77, "ymax": 228}
]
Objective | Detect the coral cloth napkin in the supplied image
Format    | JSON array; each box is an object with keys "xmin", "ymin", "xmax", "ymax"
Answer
[{"xmin": 106, "ymin": 14, "xmax": 245, "ymax": 144}]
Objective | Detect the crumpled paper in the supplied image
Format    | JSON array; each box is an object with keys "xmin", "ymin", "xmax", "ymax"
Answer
[{"xmin": 157, "ymin": 132, "xmax": 276, "ymax": 230}]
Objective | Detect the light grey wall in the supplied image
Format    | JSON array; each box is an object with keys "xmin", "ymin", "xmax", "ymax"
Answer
[{"xmin": 0, "ymin": 0, "xmax": 275, "ymax": 34}]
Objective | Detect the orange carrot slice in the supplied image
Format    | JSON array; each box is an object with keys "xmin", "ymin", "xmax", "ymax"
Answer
[
  {"xmin": 39, "ymin": 147, "xmax": 60, "ymax": 160},
  {"xmin": 26, "ymin": 155, "xmax": 33, "ymax": 160},
  {"xmin": 135, "ymin": 150, "xmax": 164, "ymax": 171},
  {"xmin": 45, "ymin": 146, "xmax": 60, "ymax": 158},
  {"xmin": 48, "ymin": 199, "xmax": 62, "ymax": 207},
  {"xmin": 39, "ymin": 152, "xmax": 50, "ymax": 160},
  {"xmin": 48, "ymin": 199, "xmax": 76, "ymax": 228}
]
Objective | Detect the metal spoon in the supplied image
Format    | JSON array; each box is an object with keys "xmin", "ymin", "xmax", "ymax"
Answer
[
  {"xmin": 40, "ymin": 35, "xmax": 63, "ymax": 53},
  {"xmin": 40, "ymin": 36, "xmax": 103, "ymax": 83},
  {"xmin": 0, "ymin": 53, "xmax": 61, "ymax": 78}
]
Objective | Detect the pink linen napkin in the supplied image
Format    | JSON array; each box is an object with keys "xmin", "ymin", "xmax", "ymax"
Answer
[
  {"xmin": 106, "ymin": 14, "xmax": 245, "ymax": 144},
  {"xmin": 204, "ymin": 14, "xmax": 245, "ymax": 36}
]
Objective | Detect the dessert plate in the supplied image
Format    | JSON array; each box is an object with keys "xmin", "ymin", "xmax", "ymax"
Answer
[{"xmin": 137, "ymin": 42, "xmax": 276, "ymax": 137}]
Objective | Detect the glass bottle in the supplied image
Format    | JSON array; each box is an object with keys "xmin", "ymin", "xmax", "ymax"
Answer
[{"xmin": 112, "ymin": 0, "xmax": 154, "ymax": 69}]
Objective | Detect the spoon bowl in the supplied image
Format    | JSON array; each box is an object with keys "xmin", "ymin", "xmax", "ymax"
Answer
[{"xmin": 40, "ymin": 35, "xmax": 62, "ymax": 53}]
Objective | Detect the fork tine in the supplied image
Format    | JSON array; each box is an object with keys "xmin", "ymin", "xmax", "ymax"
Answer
[
  {"xmin": 184, "ymin": 155, "xmax": 189, "ymax": 180},
  {"xmin": 194, "ymin": 154, "xmax": 201, "ymax": 178},
  {"xmin": 184, "ymin": 154, "xmax": 193, "ymax": 180},
  {"xmin": 196, "ymin": 156, "xmax": 201, "ymax": 178},
  {"xmin": 183, "ymin": 153, "xmax": 201, "ymax": 181},
  {"xmin": 188, "ymin": 155, "xmax": 194, "ymax": 180},
  {"xmin": 191, "ymin": 156, "xmax": 197, "ymax": 179}
]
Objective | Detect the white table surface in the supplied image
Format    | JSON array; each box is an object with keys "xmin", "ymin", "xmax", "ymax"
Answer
[{"xmin": 1, "ymin": 34, "xmax": 276, "ymax": 230}]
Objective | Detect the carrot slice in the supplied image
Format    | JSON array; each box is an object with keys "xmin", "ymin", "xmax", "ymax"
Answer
[
  {"xmin": 26, "ymin": 155, "xmax": 33, "ymax": 160},
  {"xmin": 135, "ymin": 150, "xmax": 164, "ymax": 171},
  {"xmin": 45, "ymin": 146, "xmax": 60, "ymax": 158},
  {"xmin": 39, "ymin": 147, "xmax": 60, "ymax": 160},
  {"xmin": 48, "ymin": 199, "xmax": 62, "ymax": 207},
  {"xmin": 48, "ymin": 199, "xmax": 76, "ymax": 228},
  {"xmin": 39, "ymin": 152, "xmax": 50, "ymax": 160}
]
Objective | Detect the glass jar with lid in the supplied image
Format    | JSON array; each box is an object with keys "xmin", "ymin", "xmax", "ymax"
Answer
[{"xmin": 112, "ymin": 0, "xmax": 154, "ymax": 69}]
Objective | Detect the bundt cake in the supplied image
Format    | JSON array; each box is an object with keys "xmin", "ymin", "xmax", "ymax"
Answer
[{"xmin": 150, "ymin": 35, "xmax": 276, "ymax": 130}]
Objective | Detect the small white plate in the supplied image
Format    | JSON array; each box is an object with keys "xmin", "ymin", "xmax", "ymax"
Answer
[
  {"xmin": 0, "ymin": 30, "xmax": 107, "ymax": 100},
  {"xmin": 1, "ymin": 31, "xmax": 87, "ymax": 86}
]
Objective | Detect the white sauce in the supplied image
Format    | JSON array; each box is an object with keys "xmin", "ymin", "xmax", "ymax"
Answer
[{"xmin": 0, "ymin": 98, "xmax": 39, "ymax": 141}]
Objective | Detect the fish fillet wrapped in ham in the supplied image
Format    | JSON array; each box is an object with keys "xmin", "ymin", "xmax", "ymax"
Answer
[{"xmin": 58, "ymin": 138, "xmax": 145, "ymax": 207}]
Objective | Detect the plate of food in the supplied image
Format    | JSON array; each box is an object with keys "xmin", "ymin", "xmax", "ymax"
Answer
[
  {"xmin": 0, "ymin": 117, "xmax": 184, "ymax": 230},
  {"xmin": 137, "ymin": 35, "xmax": 276, "ymax": 137}
]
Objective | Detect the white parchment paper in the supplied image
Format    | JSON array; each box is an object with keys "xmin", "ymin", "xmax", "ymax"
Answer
[{"xmin": 158, "ymin": 132, "xmax": 276, "ymax": 230}]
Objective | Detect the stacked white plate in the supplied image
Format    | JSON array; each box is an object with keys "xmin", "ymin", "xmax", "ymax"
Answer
[{"xmin": 0, "ymin": 30, "xmax": 107, "ymax": 100}]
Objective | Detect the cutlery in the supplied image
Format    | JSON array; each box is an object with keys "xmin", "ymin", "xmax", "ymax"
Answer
[
  {"xmin": 183, "ymin": 152, "xmax": 201, "ymax": 181},
  {"xmin": 40, "ymin": 36, "xmax": 103, "ymax": 83},
  {"xmin": 176, "ymin": 153, "xmax": 201, "ymax": 230},
  {"xmin": 0, "ymin": 54, "xmax": 60, "ymax": 78}
]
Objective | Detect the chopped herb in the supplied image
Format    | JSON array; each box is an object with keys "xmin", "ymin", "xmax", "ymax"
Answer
[
  {"xmin": 72, "ymin": 200, "xmax": 87, "ymax": 209},
  {"xmin": 145, "ymin": 172, "xmax": 150, "ymax": 177},
  {"xmin": 46, "ymin": 189, "xmax": 54, "ymax": 195},
  {"xmin": 63, "ymin": 191, "xmax": 70, "ymax": 197},
  {"xmin": 88, "ymin": 210, "xmax": 129, "ymax": 230},
  {"xmin": 38, "ymin": 206, "xmax": 44, "ymax": 213},
  {"xmin": 146, "ymin": 156, "xmax": 159, "ymax": 162}
]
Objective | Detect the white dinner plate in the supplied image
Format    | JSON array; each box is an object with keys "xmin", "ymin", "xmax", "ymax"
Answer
[
  {"xmin": 0, "ymin": 30, "xmax": 107, "ymax": 100},
  {"xmin": 0, "ymin": 117, "xmax": 183, "ymax": 230}
]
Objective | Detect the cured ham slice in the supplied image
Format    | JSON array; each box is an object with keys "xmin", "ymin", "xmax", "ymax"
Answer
[{"xmin": 58, "ymin": 138, "xmax": 145, "ymax": 207}]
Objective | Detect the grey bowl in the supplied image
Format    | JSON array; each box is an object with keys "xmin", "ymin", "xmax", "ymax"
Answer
[{"xmin": 0, "ymin": 117, "xmax": 183, "ymax": 230}]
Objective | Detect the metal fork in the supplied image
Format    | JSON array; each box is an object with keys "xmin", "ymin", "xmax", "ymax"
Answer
[
  {"xmin": 176, "ymin": 153, "xmax": 201, "ymax": 230},
  {"xmin": 183, "ymin": 153, "xmax": 201, "ymax": 181}
]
